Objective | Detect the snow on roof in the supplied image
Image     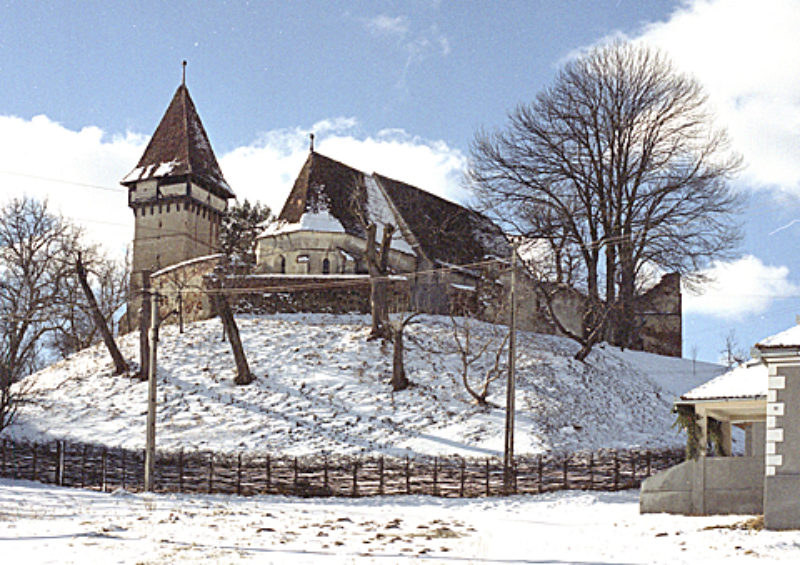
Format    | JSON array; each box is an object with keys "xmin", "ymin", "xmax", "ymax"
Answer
[
  {"xmin": 680, "ymin": 360, "xmax": 767, "ymax": 402},
  {"xmin": 151, "ymin": 253, "xmax": 225, "ymax": 278},
  {"xmin": 756, "ymin": 323, "xmax": 800, "ymax": 349},
  {"xmin": 261, "ymin": 208, "xmax": 346, "ymax": 237},
  {"xmin": 364, "ymin": 174, "xmax": 416, "ymax": 255},
  {"xmin": 121, "ymin": 84, "xmax": 233, "ymax": 199}
]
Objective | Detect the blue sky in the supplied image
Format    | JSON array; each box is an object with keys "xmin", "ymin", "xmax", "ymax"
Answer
[{"xmin": 2, "ymin": 0, "xmax": 800, "ymax": 364}]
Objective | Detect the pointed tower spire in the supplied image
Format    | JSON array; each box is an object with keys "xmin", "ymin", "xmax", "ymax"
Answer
[
  {"xmin": 182, "ymin": 60, "xmax": 187, "ymax": 86},
  {"xmin": 121, "ymin": 81, "xmax": 233, "ymax": 199},
  {"xmin": 309, "ymin": 132, "xmax": 315, "ymax": 153}
]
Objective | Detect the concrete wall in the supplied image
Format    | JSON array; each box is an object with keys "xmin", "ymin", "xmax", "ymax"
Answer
[
  {"xmin": 640, "ymin": 457, "xmax": 764, "ymax": 516},
  {"xmin": 764, "ymin": 362, "xmax": 800, "ymax": 529},
  {"xmin": 256, "ymin": 231, "xmax": 417, "ymax": 276}
]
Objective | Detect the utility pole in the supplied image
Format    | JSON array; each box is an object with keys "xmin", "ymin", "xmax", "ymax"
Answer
[
  {"xmin": 503, "ymin": 243, "xmax": 518, "ymax": 495},
  {"xmin": 144, "ymin": 290, "xmax": 159, "ymax": 492}
]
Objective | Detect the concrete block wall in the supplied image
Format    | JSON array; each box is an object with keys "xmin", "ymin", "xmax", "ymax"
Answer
[{"xmin": 764, "ymin": 363, "xmax": 800, "ymax": 530}]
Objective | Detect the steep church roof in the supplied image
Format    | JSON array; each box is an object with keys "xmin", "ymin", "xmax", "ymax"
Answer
[
  {"xmin": 271, "ymin": 151, "xmax": 509, "ymax": 266},
  {"xmin": 121, "ymin": 84, "xmax": 234, "ymax": 199}
]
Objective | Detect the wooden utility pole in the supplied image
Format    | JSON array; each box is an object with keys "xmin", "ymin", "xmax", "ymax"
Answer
[
  {"xmin": 139, "ymin": 271, "xmax": 151, "ymax": 380},
  {"xmin": 144, "ymin": 290, "xmax": 159, "ymax": 492},
  {"xmin": 503, "ymin": 243, "xmax": 518, "ymax": 495}
]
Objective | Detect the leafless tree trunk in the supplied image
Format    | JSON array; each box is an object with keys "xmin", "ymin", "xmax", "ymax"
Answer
[
  {"xmin": 75, "ymin": 253, "xmax": 129, "ymax": 375},
  {"xmin": 366, "ymin": 222, "xmax": 394, "ymax": 341},
  {"xmin": 0, "ymin": 197, "xmax": 80, "ymax": 381},
  {"xmin": 450, "ymin": 314, "xmax": 509, "ymax": 404},
  {"xmin": 0, "ymin": 363, "xmax": 18, "ymax": 433},
  {"xmin": 470, "ymin": 40, "xmax": 742, "ymax": 359},
  {"xmin": 206, "ymin": 270, "xmax": 254, "ymax": 385},
  {"xmin": 390, "ymin": 313, "xmax": 419, "ymax": 391}
]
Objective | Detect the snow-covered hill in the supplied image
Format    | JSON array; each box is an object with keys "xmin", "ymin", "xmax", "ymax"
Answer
[{"xmin": 7, "ymin": 313, "xmax": 723, "ymax": 457}]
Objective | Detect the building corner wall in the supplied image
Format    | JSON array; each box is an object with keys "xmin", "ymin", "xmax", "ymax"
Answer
[{"xmin": 764, "ymin": 363, "xmax": 800, "ymax": 530}]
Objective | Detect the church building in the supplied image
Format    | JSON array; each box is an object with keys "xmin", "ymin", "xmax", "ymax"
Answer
[{"xmin": 122, "ymin": 76, "xmax": 234, "ymax": 325}]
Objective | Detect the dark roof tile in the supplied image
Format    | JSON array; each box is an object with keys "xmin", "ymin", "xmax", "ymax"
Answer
[{"xmin": 121, "ymin": 84, "xmax": 233, "ymax": 199}]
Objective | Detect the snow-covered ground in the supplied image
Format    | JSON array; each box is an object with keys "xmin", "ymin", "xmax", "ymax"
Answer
[
  {"xmin": 7, "ymin": 313, "xmax": 723, "ymax": 457},
  {"xmin": 2, "ymin": 478, "xmax": 797, "ymax": 564}
]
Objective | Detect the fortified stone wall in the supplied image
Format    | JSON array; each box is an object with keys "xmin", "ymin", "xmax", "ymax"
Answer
[{"xmin": 139, "ymin": 256, "xmax": 682, "ymax": 358}]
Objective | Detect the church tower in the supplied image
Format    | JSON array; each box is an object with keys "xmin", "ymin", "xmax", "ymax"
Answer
[{"xmin": 122, "ymin": 72, "xmax": 234, "ymax": 307}]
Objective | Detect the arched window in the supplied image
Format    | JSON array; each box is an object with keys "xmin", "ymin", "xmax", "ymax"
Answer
[
  {"xmin": 280, "ymin": 256, "xmax": 286, "ymax": 274},
  {"xmin": 322, "ymin": 258, "xmax": 330, "ymax": 274}
]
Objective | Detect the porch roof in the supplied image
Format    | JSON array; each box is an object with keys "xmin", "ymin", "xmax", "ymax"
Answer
[{"xmin": 680, "ymin": 360, "xmax": 767, "ymax": 402}]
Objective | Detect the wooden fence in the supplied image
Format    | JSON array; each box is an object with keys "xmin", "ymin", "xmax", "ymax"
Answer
[{"xmin": 0, "ymin": 438, "xmax": 683, "ymax": 498}]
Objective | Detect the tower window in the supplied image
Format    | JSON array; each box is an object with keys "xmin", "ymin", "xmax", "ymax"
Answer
[
  {"xmin": 166, "ymin": 204, "xmax": 170, "ymax": 213},
  {"xmin": 322, "ymin": 258, "xmax": 330, "ymax": 274},
  {"xmin": 184, "ymin": 201, "xmax": 189, "ymax": 211},
  {"xmin": 280, "ymin": 256, "xmax": 286, "ymax": 274}
]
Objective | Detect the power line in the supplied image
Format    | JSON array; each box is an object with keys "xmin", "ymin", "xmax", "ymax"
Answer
[{"xmin": 0, "ymin": 170, "xmax": 126, "ymax": 193}]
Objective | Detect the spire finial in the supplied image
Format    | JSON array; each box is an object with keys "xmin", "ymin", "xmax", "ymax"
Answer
[
  {"xmin": 309, "ymin": 132, "xmax": 315, "ymax": 153},
  {"xmin": 182, "ymin": 60, "xmax": 187, "ymax": 86}
]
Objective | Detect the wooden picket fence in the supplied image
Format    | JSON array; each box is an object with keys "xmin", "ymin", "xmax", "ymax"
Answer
[{"xmin": 0, "ymin": 438, "xmax": 683, "ymax": 497}]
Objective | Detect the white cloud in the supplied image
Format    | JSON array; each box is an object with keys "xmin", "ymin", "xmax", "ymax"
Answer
[
  {"xmin": 0, "ymin": 114, "xmax": 145, "ymax": 256},
  {"xmin": 363, "ymin": 14, "xmax": 409, "ymax": 37},
  {"xmin": 0, "ymin": 114, "xmax": 468, "ymax": 260},
  {"xmin": 220, "ymin": 118, "xmax": 469, "ymax": 214},
  {"xmin": 636, "ymin": 0, "xmax": 800, "ymax": 193},
  {"xmin": 683, "ymin": 255, "xmax": 800, "ymax": 319},
  {"xmin": 360, "ymin": 14, "xmax": 450, "ymax": 89}
]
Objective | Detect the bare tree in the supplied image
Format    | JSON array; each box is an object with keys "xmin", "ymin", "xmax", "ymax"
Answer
[
  {"xmin": 470, "ymin": 40, "xmax": 742, "ymax": 360},
  {"xmin": 0, "ymin": 197, "xmax": 81, "ymax": 381},
  {"xmin": 51, "ymin": 247, "xmax": 129, "ymax": 357},
  {"xmin": 205, "ymin": 265, "xmax": 254, "ymax": 385},
  {"xmin": 720, "ymin": 329, "xmax": 747, "ymax": 369},
  {"xmin": 450, "ymin": 314, "xmax": 509, "ymax": 406},
  {"xmin": 388, "ymin": 312, "xmax": 420, "ymax": 392},
  {"xmin": 74, "ymin": 252, "xmax": 129, "ymax": 375},
  {"xmin": 365, "ymin": 222, "xmax": 395, "ymax": 341}
]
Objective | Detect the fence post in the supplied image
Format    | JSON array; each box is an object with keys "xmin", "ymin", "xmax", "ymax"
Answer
[
  {"xmin": 266, "ymin": 454, "xmax": 271, "ymax": 494},
  {"xmin": 178, "ymin": 450, "xmax": 184, "ymax": 493},
  {"xmin": 537, "ymin": 455, "xmax": 543, "ymax": 494},
  {"xmin": 323, "ymin": 456, "xmax": 329, "ymax": 493},
  {"xmin": 513, "ymin": 459, "xmax": 518, "ymax": 495},
  {"xmin": 351, "ymin": 459, "xmax": 359, "ymax": 497},
  {"xmin": 81, "ymin": 445, "xmax": 87, "ymax": 488},
  {"xmin": 405, "ymin": 456, "xmax": 411, "ymax": 494},
  {"xmin": 207, "ymin": 453, "xmax": 214, "ymax": 494},
  {"xmin": 120, "ymin": 448, "xmax": 126, "ymax": 490},
  {"xmin": 459, "ymin": 459, "xmax": 466, "ymax": 498},
  {"xmin": 646, "ymin": 450, "xmax": 652, "ymax": 478},
  {"xmin": 432, "ymin": 458, "xmax": 439, "ymax": 497},
  {"xmin": 32, "ymin": 443, "xmax": 38, "ymax": 482},
  {"xmin": 631, "ymin": 452, "xmax": 637, "ymax": 486},
  {"xmin": 102, "ymin": 448, "xmax": 108, "ymax": 492},
  {"xmin": 293, "ymin": 457, "xmax": 299, "ymax": 495},
  {"xmin": 237, "ymin": 453, "xmax": 243, "ymax": 496},
  {"xmin": 589, "ymin": 453, "xmax": 594, "ymax": 490},
  {"xmin": 485, "ymin": 458, "xmax": 490, "ymax": 497},
  {"xmin": 562, "ymin": 455, "xmax": 568, "ymax": 490},
  {"xmin": 56, "ymin": 441, "xmax": 63, "ymax": 486},
  {"xmin": 378, "ymin": 456, "xmax": 385, "ymax": 496},
  {"xmin": 613, "ymin": 452, "xmax": 620, "ymax": 491}
]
